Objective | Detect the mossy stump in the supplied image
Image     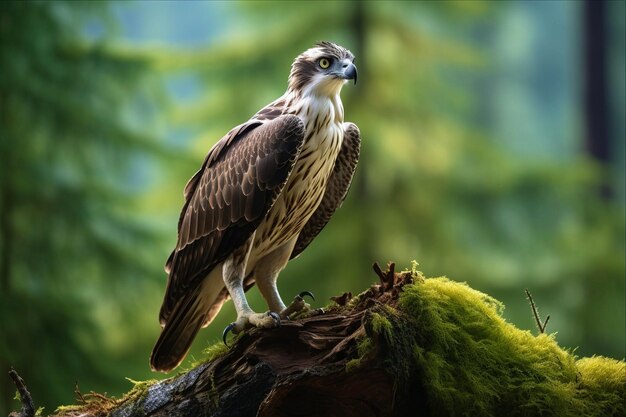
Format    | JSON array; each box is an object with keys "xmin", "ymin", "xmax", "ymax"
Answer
[{"xmin": 13, "ymin": 263, "xmax": 626, "ymax": 417}]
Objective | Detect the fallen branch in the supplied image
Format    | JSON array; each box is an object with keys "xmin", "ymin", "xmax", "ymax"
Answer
[{"xmin": 8, "ymin": 368, "xmax": 35, "ymax": 417}]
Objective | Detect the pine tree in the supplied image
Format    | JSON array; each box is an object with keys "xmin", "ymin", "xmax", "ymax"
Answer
[{"xmin": 0, "ymin": 2, "xmax": 166, "ymax": 413}]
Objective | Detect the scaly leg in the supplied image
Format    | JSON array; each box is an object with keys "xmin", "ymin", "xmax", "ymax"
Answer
[
  {"xmin": 222, "ymin": 233, "xmax": 280, "ymax": 341},
  {"xmin": 253, "ymin": 237, "xmax": 315, "ymax": 320},
  {"xmin": 253, "ymin": 238, "xmax": 295, "ymax": 313}
]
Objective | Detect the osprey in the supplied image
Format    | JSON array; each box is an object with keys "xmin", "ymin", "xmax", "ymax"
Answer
[{"xmin": 151, "ymin": 41, "xmax": 360, "ymax": 372}]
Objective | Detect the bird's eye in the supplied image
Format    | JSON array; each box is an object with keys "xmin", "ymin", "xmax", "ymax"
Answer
[{"xmin": 318, "ymin": 58, "xmax": 331, "ymax": 69}]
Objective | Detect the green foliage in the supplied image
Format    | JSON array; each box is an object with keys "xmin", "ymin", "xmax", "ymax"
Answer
[{"xmin": 0, "ymin": 1, "xmax": 168, "ymax": 413}]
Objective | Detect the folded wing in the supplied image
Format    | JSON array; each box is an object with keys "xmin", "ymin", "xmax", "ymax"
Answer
[{"xmin": 160, "ymin": 115, "xmax": 305, "ymax": 326}]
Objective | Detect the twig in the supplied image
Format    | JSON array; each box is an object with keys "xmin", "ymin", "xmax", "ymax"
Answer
[
  {"xmin": 372, "ymin": 262, "xmax": 386, "ymax": 283},
  {"xmin": 525, "ymin": 289, "xmax": 549, "ymax": 334},
  {"xmin": 75, "ymin": 382, "xmax": 86, "ymax": 404},
  {"xmin": 542, "ymin": 315, "xmax": 550, "ymax": 333},
  {"xmin": 386, "ymin": 262, "xmax": 395, "ymax": 290},
  {"xmin": 387, "ymin": 262, "xmax": 395, "ymax": 279},
  {"xmin": 86, "ymin": 391, "xmax": 118, "ymax": 405},
  {"xmin": 8, "ymin": 368, "xmax": 35, "ymax": 417},
  {"xmin": 372, "ymin": 262, "xmax": 397, "ymax": 290},
  {"xmin": 330, "ymin": 291, "xmax": 352, "ymax": 306}
]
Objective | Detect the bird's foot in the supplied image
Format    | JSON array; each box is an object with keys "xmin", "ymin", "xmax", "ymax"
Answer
[
  {"xmin": 222, "ymin": 311, "xmax": 280, "ymax": 346},
  {"xmin": 280, "ymin": 291, "xmax": 321, "ymax": 320}
]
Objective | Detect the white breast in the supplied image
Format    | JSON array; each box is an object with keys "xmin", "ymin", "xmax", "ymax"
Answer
[{"xmin": 252, "ymin": 93, "xmax": 344, "ymax": 255}]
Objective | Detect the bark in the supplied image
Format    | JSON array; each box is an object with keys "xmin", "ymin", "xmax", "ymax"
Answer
[{"xmin": 45, "ymin": 264, "xmax": 412, "ymax": 417}]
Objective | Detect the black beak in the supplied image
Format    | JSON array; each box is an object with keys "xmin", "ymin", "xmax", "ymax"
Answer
[{"xmin": 343, "ymin": 62, "xmax": 357, "ymax": 85}]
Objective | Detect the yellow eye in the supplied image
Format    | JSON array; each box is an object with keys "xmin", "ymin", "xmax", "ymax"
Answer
[{"xmin": 319, "ymin": 58, "xmax": 331, "ymax": 69}]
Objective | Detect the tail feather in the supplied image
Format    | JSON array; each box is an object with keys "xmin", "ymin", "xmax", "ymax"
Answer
[
  {"xmin": 151, "ymin": 267, "xmax": 226, "ymax": 372},
  {"xmin": 150, "ymin": 286, "xmax": 206, "ymax": 372}
]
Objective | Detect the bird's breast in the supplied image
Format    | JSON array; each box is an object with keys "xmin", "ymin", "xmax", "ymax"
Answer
[{"xmin": 252, "ymin": 103, "xmax": 344, "ymax": 255}]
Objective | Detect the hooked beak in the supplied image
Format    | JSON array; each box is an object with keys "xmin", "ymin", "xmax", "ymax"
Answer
[{"xmin": 342, "ymin": 62, "xmax": 358, "ymax": 85}]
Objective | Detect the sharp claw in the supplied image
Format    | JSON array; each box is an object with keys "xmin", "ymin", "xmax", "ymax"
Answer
[
  {"xmin": 268, "ymin": 311, "xmax": 281, "ymax": 327},
  {"xmin": 222, "ymin": 323, "xmax": 236, "ymax": 347},
  {"xmin": 298, "ymin": 291, "xmax": 315, "ymax": 301}
]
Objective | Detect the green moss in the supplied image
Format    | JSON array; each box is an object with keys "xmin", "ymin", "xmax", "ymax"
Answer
[
  {"xmin": 187, "ymin": 339, "xmax": 230, "ymax": 370},
  {"xmin": 123, "ymin": 377, "xmax": 158, "ymax": 401},
  {"xmin": 54, "ymin": 404, "xmax": 86, "ymax": 413},
  {"xmin": 345, "ymin": 358, "xmax": 362, "ymax": 373},
  {"xmin": 53, "ymin": 378, "xmax": 157, "ymax": 416},
  {"xmin": 203, "ymin": 341, "xmax": 230, "ymax": 362},
  {"xmin": 345, "ymin": 334, "xmax": 375, "ymax": 373},
  {"xmin": 209, "ymin": 370, "xmax": 220, "ymax": 408},
  {"xmin": 357, "ymin": 336, "xmax": 374, "ymax": 358},
  {"xmin": 371, "ymin": 312, "xmax": 394, "ymax": 344},
  {"xmin": 386, "ymin": 277, "xmax": 625, "ymax": 416},
  {"xmin": 184, "ymin": 342, "xmax": 230, "ymax": 404},
  {"xmin": 575, "ymin": 357, "xmax": 626, "ymax": 416},
  {"xmin": 345, "ymin": 311, "xmax": 399, "ymax": 373}
]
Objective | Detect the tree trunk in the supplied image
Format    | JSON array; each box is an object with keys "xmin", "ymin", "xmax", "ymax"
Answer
[{"xmin": 583, "ymin": 0, "xmax": 612, "ymax": 198}]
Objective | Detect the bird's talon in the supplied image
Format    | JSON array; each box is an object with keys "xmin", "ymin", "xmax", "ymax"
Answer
[
  {"xmin": 298, "ymin": 291, "xmax": 315, "ymax": 301},
  {"xmin": 222, "ymin": 323, "xmax": 236, "ymax": 347},
  {"xmin": 268, "ymin": 311, "xmax": 281, "ymax": 326}
]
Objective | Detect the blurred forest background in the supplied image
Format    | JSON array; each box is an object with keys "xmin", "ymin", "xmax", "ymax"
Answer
[{"xmin": 1, "ymin": 0, "xmax": 624, "ymax": 414}]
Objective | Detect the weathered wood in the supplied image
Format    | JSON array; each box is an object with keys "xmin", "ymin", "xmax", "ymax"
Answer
[
  {"xmin": 48, "ymin": 263, "xmax": 411, "ymax": 417},
  {"xmin": 8, "ymin": 369, "xmax": 36, "ymax": 417}
]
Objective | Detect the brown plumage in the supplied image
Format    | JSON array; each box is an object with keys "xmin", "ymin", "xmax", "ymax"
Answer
[{"xmin": 151, "ymin": 42, "xmax": 360, "ymax": 372}]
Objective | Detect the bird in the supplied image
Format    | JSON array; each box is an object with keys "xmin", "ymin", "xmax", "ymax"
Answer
[{"xmin": 150, "ymin": 41, "xmax": 360, "ymax": 372}]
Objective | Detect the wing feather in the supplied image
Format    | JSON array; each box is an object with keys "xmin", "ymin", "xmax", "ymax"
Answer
[
  {"xmin": 160, "ymin": 115, "xmax": 305, "ymax": 325},
  {"xmin": 290, "ymin": 122, "xmax": 361, "ymax": 259}
]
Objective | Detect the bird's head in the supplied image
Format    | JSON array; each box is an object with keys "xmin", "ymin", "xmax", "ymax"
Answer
[{"xmin": 288, "ymin": 41, "xmax": 357, "ymax": 97}]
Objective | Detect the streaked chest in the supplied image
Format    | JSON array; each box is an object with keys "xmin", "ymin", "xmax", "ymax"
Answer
[{"xmin": 254, "ymin": 95, "xmax": 344, "ymax": 251}]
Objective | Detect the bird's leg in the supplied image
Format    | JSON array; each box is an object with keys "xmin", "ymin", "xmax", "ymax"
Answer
[
  {"xmin": 253, "ymin": 238, "xmax": 315, "ymax": 319},
  {"xmin": 256, "ymin": 275, "xmax": 287, "ymax": 314},
  {"xmin": 254, "ymin": 240, "xmax": 293, "ymax": 314},
  {"xmin": 222, "ymin": 234, "xmax": 280, "ymax": 337},
  {"xmin": 258, "ymin": 280, "xmax": 314, "ymax": 320}
]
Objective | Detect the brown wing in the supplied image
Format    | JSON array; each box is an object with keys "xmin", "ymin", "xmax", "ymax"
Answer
[
  {"xmin": 160, "ymin": 114, "xmax": 305, "ymax": 325},
  {"xmin": 290, "ymin": 122, "xmax": 361, "ymax": 259}
]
